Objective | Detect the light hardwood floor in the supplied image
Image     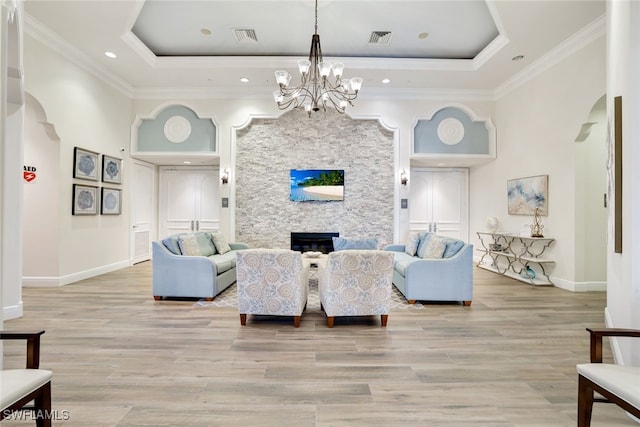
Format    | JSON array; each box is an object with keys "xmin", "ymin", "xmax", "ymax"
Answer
[{"xmin": 2, "ymin": 262, "xmax": 636, "ymax": 426}]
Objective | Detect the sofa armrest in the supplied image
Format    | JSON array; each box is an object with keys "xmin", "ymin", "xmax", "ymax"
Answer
[
  {"xmin": 0, "ymin": 331, "xmax": 45, "ymax": 369},
  {"xmin": 383, "ymin": 244, "xmax": 405, "ymax": 252},
  {"xmin": 229, "ymin": 242, "xmax": 250, "ymax": 251}
]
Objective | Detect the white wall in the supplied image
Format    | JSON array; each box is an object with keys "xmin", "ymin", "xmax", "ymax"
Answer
[
  {"xmin": 606, "ymin": 0, "xmax": 640, "ymax": 365},
  {"xmin": 22, "ymin": 34, "xmax": 133, "ymax": 285},
  {"xmin": 471, "ymin": 36, "xmax": 606, "ymax": 290},
  {"xmin": 22, "ymin": 94, "xmax": 61, "ymax": 283},
  {"xmin": 2, "ymin": 0, "xmax": 25, "ymax": 321}
]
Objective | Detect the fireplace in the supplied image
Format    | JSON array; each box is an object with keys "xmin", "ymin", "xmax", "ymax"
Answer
[{"xmin": 291, "ymin": 232, "xmax": 339, "ymax": 254}]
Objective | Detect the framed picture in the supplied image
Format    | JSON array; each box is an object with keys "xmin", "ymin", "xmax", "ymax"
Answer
[
  {"xmin": 507, "ymin": 174, "xmax": 548, "ymax": 215},
  {"xmin": 101, "ymin": 188, "xmax": 121, "ymax": 215},
  {"xmin": 73, "ymin": 147, "xmax": 99, "ymax": 181},
  {"xmin": 102, "ymin": 155, "xmax": 123, "ymax": 184},
  {"xmin": 72, "ymin": 184, "xmax": 98, "ymax": 215}
]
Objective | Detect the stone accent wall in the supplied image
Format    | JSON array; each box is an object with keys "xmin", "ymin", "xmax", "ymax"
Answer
[{"xmin": 235, "ymin": 109, "xmax": 394, "ymax": 249}]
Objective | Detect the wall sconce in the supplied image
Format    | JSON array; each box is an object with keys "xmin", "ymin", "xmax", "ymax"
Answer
[
  {"xmin": 400, "ymin": 170, "xmax": 408, "ymax": 186},
  {"xmin": 221, "ymin": 169, "xmax": 229, "ymax": 184}
]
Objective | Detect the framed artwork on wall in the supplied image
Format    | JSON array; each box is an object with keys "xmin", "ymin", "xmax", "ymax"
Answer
[
  {"xmin": 73, "ymin": 147, "xmax": 99, "ymax": 181},
  {"xmin": 507, "ymin": 174, "xmax": 548, "ymax": 215},
  {"xmin": 72, "ymin": 184, "xmax": 98, "ymax": 215},
  {"xmin": 101, "ymin": 188, "xmax": 121, "ymax": 215},
  {"xmin": 102, "ymin": 155, "xmax": 122, "ymax": 184}
]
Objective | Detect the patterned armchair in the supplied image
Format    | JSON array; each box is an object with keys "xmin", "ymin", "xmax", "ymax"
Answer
[
  {"xmin": 318, "ymin": 250, "xmax": 394, "ymax": 328},
  {"xmin": 236, "ymin": 249, "xmax": 309, "ymax": 328}
]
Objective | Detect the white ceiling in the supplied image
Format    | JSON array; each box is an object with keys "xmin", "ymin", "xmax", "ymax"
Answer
[{"xmin": 22, "ymin": 0, "xmax": 605, "ymax": 99}]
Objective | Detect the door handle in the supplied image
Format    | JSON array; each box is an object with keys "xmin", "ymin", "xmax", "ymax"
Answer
[
  {"xmin": 196, "ymin": 220, "xmax": 200, "ymax": 231},
  {"xmin": 190, "ymin": 220, "xmax": 194, "ymax": 231}
]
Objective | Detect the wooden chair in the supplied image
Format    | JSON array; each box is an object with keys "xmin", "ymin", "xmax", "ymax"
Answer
[
  {"xmin": 0, "ymin": 331, "xmax": 53, "ymax": 427},
  {"xmin": 576, "ymin": 328, "xmax": 640, "ymax": 426}
]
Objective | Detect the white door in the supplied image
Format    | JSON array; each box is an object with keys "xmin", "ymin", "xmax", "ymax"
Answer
[
  {"xmin": 131, "ymin": 160, "xmax": 154, "ymax": 264},
  {"xmin": 409, "ymin": 168, "xmax": 469, "ymax": 241},
  {"xmin": 159, "ymin": 167, "xmax": 220, "ymax": 239}
]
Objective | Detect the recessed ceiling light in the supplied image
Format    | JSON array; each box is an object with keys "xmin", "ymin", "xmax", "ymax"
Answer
[
  {"xmin": 183, "ymin": 161, "xmax": 191, "ymax": 164},
  {"xmin": 512, "ymin": 55, "xmax": 525, "ymax": 62},
  {"xmin": 382, "ymin": 78, "xmax": 391, "ymax": 84},
  {"xmin": 104, "ymin": 51, "xmax": 117, "ymax": 59},
  {"xmin": 240, "ymin": 77, "xmax": 249, "ymax": 83},
  {"xmin": 418, "ymin": 32, "xmax": 429, "ymax": 40},
  {"xmin": 201, "ymin": 28, "xmax": 212, "ymax": 36}
]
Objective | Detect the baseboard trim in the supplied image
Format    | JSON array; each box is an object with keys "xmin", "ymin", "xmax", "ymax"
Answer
[
  {"xmin": 472, "ymin": 256, "xmax": 607, "ymax": 292},
  {"xmin": 22, "ymin": 260, "xmax": 130, "ymax": 287},
  {"xmin": 552, "ymin": 277, "xmax": 607, "ymax": 292},
  {"xmin": 3, "ymin": 301, "xmax": 23, "ymax": 320}
]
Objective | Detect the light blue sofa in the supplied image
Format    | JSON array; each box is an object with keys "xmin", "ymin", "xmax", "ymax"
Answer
[
  {"xmin": 152, "ymin": 233, "xmax": 249, "ymax": 300},
  {"xmin": 384, "ymin": 235, "xmax": 473, "ymax": 306}
]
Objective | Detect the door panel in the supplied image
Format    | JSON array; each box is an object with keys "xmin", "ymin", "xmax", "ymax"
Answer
[
  {"xmin": 409, "ymin": 168, "xmax": 468, "ymax": 241},
  {"xmin": 162, "ymin": 171, "xmax": 197, "ymax": 236},
  {"xmin": 159, "ymin": 167, "xmax": 220, "ymax": 239},
  {"xmin": 196, "ymin": 172, "xmax": 220, "ymax": 232},
  {"xmin": 131, "ymin": 161, "xmax": 154, "ymax": 264}
]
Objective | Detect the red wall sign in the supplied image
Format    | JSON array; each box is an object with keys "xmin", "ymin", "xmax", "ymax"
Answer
[{"xmin": 24, "ymin": 165, "xmax": 37, "ymax": 183}]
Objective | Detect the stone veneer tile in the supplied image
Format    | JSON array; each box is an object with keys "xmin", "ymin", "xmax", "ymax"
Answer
[{"xmin": 236, "ymin": 109, "xmax": 394, "ymax": 249}]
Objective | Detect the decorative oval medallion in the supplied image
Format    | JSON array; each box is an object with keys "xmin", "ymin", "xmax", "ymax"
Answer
[
  {"xmin": 163, "ymin": 115, "xmax": 191, "ymax": 143},
  {"xmin": 437, "ymin": 118, "xmax": 465, "ymax": 145}
]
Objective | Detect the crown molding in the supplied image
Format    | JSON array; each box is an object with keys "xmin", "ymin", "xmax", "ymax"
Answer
[
  {"xmin": 131, "ymin": 85, "xmax": 495, "ymax": 102},
  {"xmin": 23, "ymin": 13, "xmax": 134, "ymax": 97},
  {"xmin": 494, "ymin": 14, "xmax": 606, "ymax": 99}
]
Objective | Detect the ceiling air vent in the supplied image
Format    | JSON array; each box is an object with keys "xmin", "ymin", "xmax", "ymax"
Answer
[
  {"xmin": 233, "ymin": 28, "xmax": 258, "ymax": 43},
  {"xmin": 368, "ymin": 31, "xmax": 392, "ymax": 46}
]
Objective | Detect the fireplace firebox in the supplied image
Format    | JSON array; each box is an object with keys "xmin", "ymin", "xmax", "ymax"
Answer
[{"xmin": 290, "ymin": 232, "xmax": 339, "ymax": 254}]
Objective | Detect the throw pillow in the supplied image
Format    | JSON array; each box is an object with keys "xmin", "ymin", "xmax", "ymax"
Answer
[
  {"xmin": 211, "ymin": 232, "xmax": 231, "ymax": 255},
  {"xmin": 405, "ymin": 232, "xmax": 421, "ymax": 256},
  {"xmin": 416, "ymin": 233, "xmax": 433, "ymax": 258},
  {"xmin": 420, "ymin": 235, "xmax": 446, "ymax": 259},
  {"xmin": 195, "ymin": 232, "xmax": 216, "ymax": 257},
  {"xmin": 178, "ymin": 234, "xmax": 202, "ymax": 256},
  {"xmin": 442, "ymin": 239, "xmax": 464, "ymax": 258},
  {"xmin": 162, "ymin": 235, "xmax": 183, "ymax": 255},
  {"xmin": 332, "ymin": 237, "xmax": 378, "ymax": 251}
]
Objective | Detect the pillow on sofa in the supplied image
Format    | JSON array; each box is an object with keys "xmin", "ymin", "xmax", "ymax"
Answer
[
  {"xmin": 195, "ymin": 232, "xmax": 216, "ymax": 256},
  {"xmin": 162, "ymin": 235, "xmax": 183, "ymax": 255},
  {"xmin": 178, "ymin": 234, "xmax": 203, "ymax": 256},
  {"xmin": 405, "ymin": 232, "xmax": 421, "ymax": 256},
  {"xmin": 442, "ymin": 238, "xmax": 464, "ymax": 258},
  {"xmin": 420, "ymin": 235, "xmax": 447, "ymax": 259},
  {"xmin": 332, "ymin": 237, "xmax": 378, "ymax": 251},
  {"xmin": 416, "ymin": 233, "xmax": 433, "ymax": 258},
  {"xmin": 211, "ymin": 232, "xmax": 231, "ymax": 255}
]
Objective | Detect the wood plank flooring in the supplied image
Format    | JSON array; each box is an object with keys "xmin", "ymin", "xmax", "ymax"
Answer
[{"xmin": 2, "ymin": 262, "xmax": 636, "ymax": 426}]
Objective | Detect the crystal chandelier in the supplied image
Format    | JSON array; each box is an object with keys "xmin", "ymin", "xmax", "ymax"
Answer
[{"xmin": 273, "ymin": 0, "xmax": 363, "ymax": 117}]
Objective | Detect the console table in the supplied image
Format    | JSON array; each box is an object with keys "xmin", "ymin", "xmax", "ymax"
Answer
[{"xmin": 476, "ymin": 232, "xmax": 555, "ymax": 286}]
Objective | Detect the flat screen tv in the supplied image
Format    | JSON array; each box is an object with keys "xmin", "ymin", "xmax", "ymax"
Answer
[{"xmin": 290, "ymin": 169, "xmax": 344, "ymax": 202}]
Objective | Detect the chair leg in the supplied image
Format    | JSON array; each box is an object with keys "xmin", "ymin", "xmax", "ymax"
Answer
[
  {"xmin": 293, "ymin": 315, "xmax": 301, "ymax": 328},
  {"xmin": 153, "ymin": 296, "xmax": 161, "ymax": 301},
  {"xmin": 463, "ymin": 301, "xmax": 472, "ymax": 306},
  {"xmin": 326, "ymin": 316, "xmax": 335, "ymax": 328},
  {"xmin": 407, "ymin": 300, "xmax": 416, "ymax": 304},
  {"xmin": 577, "ymin": 375, "xmax": 594, "ymax": 427},
  {"xmin": 240, "ymin": 313, "xmax": 247, "ymax": 325},
  {"xmin": 380, "ymin": 314, "xmax": 388, "ymax": 327},
  {"xmin": 36, "ymin": 382, "xmax": 52, "ymax": 427}
]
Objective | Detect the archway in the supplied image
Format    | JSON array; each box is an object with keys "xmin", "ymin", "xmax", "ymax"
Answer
[{"xmin": 574, "ymin": 94, "xmax": 607, "ymax": 289}]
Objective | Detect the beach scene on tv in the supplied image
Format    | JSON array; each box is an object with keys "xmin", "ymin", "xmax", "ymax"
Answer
[{"xmin": 290, "ymin": 169, "xmax": 344, "ymax": 202}]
